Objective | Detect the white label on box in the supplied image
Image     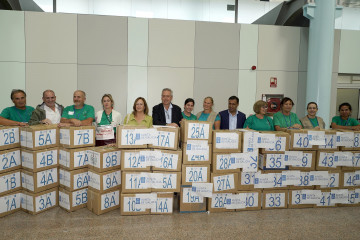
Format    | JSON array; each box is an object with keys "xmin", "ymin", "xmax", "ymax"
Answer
[
  {"xmin": 242, "ymin": 131, "xmax": 259, "ymax": 153},
  {"xmin": 151, "ymin": 173, "xmax": 177, "ymax": 190},
  {"xmin": 296, "ymin": 152, "xmax": 313, "ymax": 168},
  {"xmin": 102, "ymin": 151, "xmax": 121, "ymax": 169},
  {"xmin": 265, "ymin": 136, "xmax": 287, "ymax": 152},
  {"xmin": 295, "ymin": 172, "xmax": 312, "ymax": 187},
  {"xmin": 123, "ymin": 196, "xmax": 142, "ymax": 212},
  {"xmin": 89, "ymin": 151, "xmax": 100, "ymax": 168},
  {"xmin": 59, "ymin": 169, "xmax": 70, "ymax": 188},
  {"xmin": 140, "ymin": 151, "xmax": 160, "ymax": 167},
  {"xmin": 35, "ymin": 190, "xmax": 56, "ymax": 212},
  {"xmin": 291, "ymin": 190, "xmax": 303, "ymax": 205},
  {"xmin": 185, "ymin": 166, "xmax": 208, "ymax": 183},
  {"xmin": 241, "ymin": 171, "xmax": 256, "ymax": 186},
  {"xmin": 307, "ymin": 131, "xmax": 326, "ymax": 146},
  {"xmin": 60, "ymin": 129, "xmax": 70, "ymax": 145},
  {"xmin": 103, "ymin": 170, "xmax": 121, "ymax": 190},
  {"xmin": 73, "ymin": 171, "xmax": 89, "ymax": 190},
  {"xmin": 34, "ymin": 129, "xmax": 56, "ymax": 148},
  {"xmin": 330, "ymin": 189, "xmax": 349, "ymax": 204},
  {"xmin": 215, "ymin": 154, "xmax": 233, "ymax": 170},
  {"xmin": 191, "ymin": 183, "xmax": 213, "ymax": 198},
  {"xmin": 343, "ymin": 172, "xmax": 359, "ymax": 187},
  {"xmin": 153, "ymin": 131, "xmax": 175, "ymax": 148},
  {"xmin": 0, "ymin": 149, "xmax": 21, "ymax": 171},
  {"xmin": 21, "ymin": 192, "xmax": 33, "ymax": 212},
  {"xmin": 265, "ymin": 192, "xmax": 286, "ymax": 208},
  {"xmin": 74, "ymin": 150, "xmax": 89, "ymax": 168},
  {"xmin": 336, "ymin": 132, "xmax": 354, "ymax": 147},
  {"xmin": 245, "ymin": 192, "xmax": 259, "ymax": 208},
  {"xmin": 318, "ymin": 152, "xmax": 337, "ymax": 168},
  {"xmin": 135, "ymin": 193, "xmax": 157, "ymax": 210},
  {"xmin": 320, "ymin": 172, "xmax": 339, "ymax": 188},
  {"xmin": 211, "ymin": 193, "xmax": 232, "ymax": 209},
  {"xmin": 284, "ymin": 151, "xmax": 303, "ymax": 166},
  {"xmin": 124, "ymin": 152, "xmax": 147, "ymax": 169},
  {"xmin": 59, "ymin": 191, "xmax": 70, "ymax": 210},
  {"xmin": 121, "ymin": 128, "xmax": 157, "ymax": 146},
  {"xmin": 26, "ymin": 132, "xmax": 33, "ymax": 148},
  {"xmin": 20, "ymin": 130, "xmax": 27, "ymax": 147},
  {"xmin": 344, "ymin": 189, "xmax": 360, "ymax": 204},
  {"xmin": 0, "ymin": 171, "xmax": 20, "ymax": 193},
  {"xmin": 215, "ymin": 132, "xmax": 239, "ymax": 149},
  {"xmin": 101, "ymin": 190, "xmax": 120, "ymax": 210},
  {"xmin": 316, "ymin": 192, "xmax": 335, "ymax": 207},
  {"xmin": 36, "ymin": 168, "xmax": 58, "ymax": 188},
  {"xmin": 226, "ymin": 193, "xmax": 245, "ymax": 209},
  {"xmin": 21, "ymin": 172, "xmax": 34, "ymax": 191},
  {"xmin": 354, "ymin": 133, "xmax": 360, "ymax": 148},
  {"xmin": 183, "ymin": 187, "xmax": 204, "ymax": 203},
  {"xmin": 213, "ymin": 174, "xmax": 235, "ymax": 192},
  {"xmin": 59, "ymin": 150, "xmax": 70, "ymax": 168},
  {"xmin": 254, "ymin": 172, "xmax": 280, "ymax": 188},
  {"xmin": 256, "ymin": 133, "xmax": 276, "ymax": 148},
  {"xmin": 231, "ymin": 152, "xmax": 258, "ymax": 172},
  {"xmin": 319, "ymin": 134, "xmax": 337, "ymax": 149},
  {"xmin": 310, "ymin": 171, "xmax": 329, "ymax": 185},
  {"xmin": 74, "ymin": 129, "xmax": 94, "ymax": 146},
  {"xmin": 36, "ymin": 149, "xmax": 58, "ymax": 169},
  {"xmin": 157, "ymin": 152, "xmax": 179, "ymax": 170},
  {"xmin": 265, "ymin": 154, "xmax": 285, "ymax": 169},
  {"xmin": 88, "ymin": 171, "xmax": 100, "ymax": 190},
  {"xmin": 152, "ymin": 197, "xmax": 173, "ymax": 213},
  {"xmin": 186, "ymin": 140, "xmax": 209, "ymax": 155},
  {"xmin": 72, "ymin": 188, "xmax": 88, "ymax": 207},
  {"xmin": 281, "ymin": 170, "xmax": 301, "ymax": 185},
  {"xmin": 187, "ymin": 122, "xmax": 210, "ymax": 140},
  {"xmin": 300, "ymin": 190, "xmax": 321, "ymax": 204},
  {"xmin": 0, "ymin": 127, "xmax": 19, "ymax": 147},
  {"xmin": 0, "ymin": 192, "xmax": 21, "ymax": 214},
  {"xmin": 21, "ymin": 151, "xmax": 33, "ymax": 169},
  {"xmin": 334, "ymin": 152, "xmax": 353, "ymax": 167},
  {"xmin": 293, "ymin": 133, "xmax": 313, "ymax": 149},
  {"xmin": 125, "ymin": 172, "xmax": 150, "ymax": 190},
  {"xmin": 352, "ymin": 153, "xmax": 360, "ymax": 167}
]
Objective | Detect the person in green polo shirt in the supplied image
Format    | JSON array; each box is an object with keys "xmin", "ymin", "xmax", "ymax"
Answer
[
  {"xmin": 182, "ymin": 98, "xmax": 197, "ymax": 121},
  {"xmin": 244, "ymin": 100, "xmax": 274, "ymax": 131},
  {"xmin": 273, "ymin": 97, "xmax": 302, "ymax": 131},
  {"xmin": 331, "ymin": 102, "xmax": 360, "ymax": 130},
  {"xmin": 0, "ymin": 89, "xmax": 34, "ymax": 126},
  {"xmin": 60, "ymin": 90, "xmax": 95, "ymax": 127}
]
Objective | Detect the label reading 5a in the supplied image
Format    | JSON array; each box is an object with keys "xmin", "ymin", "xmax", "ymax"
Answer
[{"xmin": 35, "ymin": 130, "xmax": 56, "ymax": 147}]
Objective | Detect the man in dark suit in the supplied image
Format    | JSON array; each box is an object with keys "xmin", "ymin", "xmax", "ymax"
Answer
[
  {"xmin": 219, "ymin": 96, "xmax": 246, "ymax": 130},
  {"xmin": 152, "ymin": 88, "xmax": 183, "ymax": 127}
]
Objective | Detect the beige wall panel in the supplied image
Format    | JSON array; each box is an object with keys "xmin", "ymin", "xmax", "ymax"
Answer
[
  {"xmin": 239, "ymin": 24, "xmax": 258, "ymax": 70},
  {"xmin": 127, "ymin": 66, "xmax": 148, "ymax": 114},
  {"xmin": 128, "ymin": 17, "xmax": 148, "ymax": 67},
  {"xmin": 238, "ymin": 70, "xmax": 257, "ymax": 117},
  {"xmin": 339, "ymin": 30, "xmax": 360, "ymax": 74}
]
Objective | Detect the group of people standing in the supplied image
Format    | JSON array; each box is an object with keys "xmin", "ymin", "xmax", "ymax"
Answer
[{"xmin": 1, "ymin": 88, "xmax": 360, "ymax": 145}]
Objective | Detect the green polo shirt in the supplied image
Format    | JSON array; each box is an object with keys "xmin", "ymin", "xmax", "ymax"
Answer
[
  {"xmin": 62, "ymin": 104, "xmax": 95, "ymax": 121},
  {"xmin": 244, "ymin": 115, "xmax": 274, "ymax": 131},
  {"xmin": 182, "ymin": 112, "xmax": 197, "ymax": 121},
  {"xmin": 331, "ymin": 116, "xmax": 359, "ymax": 126},
  {"xmin": 0, "ymin": 106, "xmax": 35, "ymax": 122},
  {"xmin": 273, "ymin": 111, "xmax": 301, "ymax": 128}
]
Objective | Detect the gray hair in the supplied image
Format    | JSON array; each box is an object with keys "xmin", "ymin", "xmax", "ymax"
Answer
[
  {"xmin": 74, "ymin": 90, "xmax": 86, "ymax": 98},
  {"xmin": 162, "ymin": 88, "xmax": 173, "ymax": 96},
  {"xmin": 43, "ymin": 89, "xmax": 55, "ymax": 98}
]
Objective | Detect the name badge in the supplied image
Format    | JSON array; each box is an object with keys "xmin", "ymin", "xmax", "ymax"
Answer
[{"xmin": 68, "ymin": 111, "xmax": 74, "ymax": 115}]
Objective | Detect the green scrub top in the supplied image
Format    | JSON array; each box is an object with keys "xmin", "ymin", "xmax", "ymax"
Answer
[
  {"xmin": 273, "ymin": 111, "xmax": 301, "ymax": 128},
  {"xmin": 62, "ymin": 104, "xmax": 95, "ymax": 121},
  {"xmin": 182, "ymin": 112, "xmax": 197, "ymax": 120},
  {"xmin": 331, "ymin": 116, "xmax": 359, "ymax": 126},
  {"xmin": 0, "ymin": 106, "xmax": 35, "ymax": 122},
  {"xmin": 244, "ymin": 114, "xmax": 275, "ymax": 131}
]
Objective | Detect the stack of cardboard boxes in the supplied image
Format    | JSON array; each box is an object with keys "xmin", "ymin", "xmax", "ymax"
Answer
[
  {"xmin": 0, "ymin": 126, "xmax": 22, "ymax": 217},
  {"xmin": 20, "ymin": 125, "xmax": 59, "ymax": 214},
  {"xmin": 58, "ymin": 126, "xmax": 95, "ymax": 212},
  {"xmin": 119, "ymin": 125, "xmax": 181, "ymax": 215}
]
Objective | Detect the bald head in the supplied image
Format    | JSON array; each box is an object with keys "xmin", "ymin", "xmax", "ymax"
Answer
[{"xmin": 42, "ymin": 90, "xmax": 56, "ymax": 108}]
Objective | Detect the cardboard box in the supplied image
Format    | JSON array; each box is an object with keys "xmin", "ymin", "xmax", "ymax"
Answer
[
  {"xmin": 87, "ymin": 189, "xmax": 120, "ymax": 215},
  {"xmin": 262, "ymin": 190, "xmax": 288, "ymax": 209},
  {"xmin": 259, "ymin": 153, "xmax": 287, "ymax": 170},
  {"xmin": 151, "ymin": 192, "xmax": 174, "ymax": 215},
  {"xmin": 212, "ymin": 130, "xmax": 242, "ymax": 153},
  {"xmin": 255, "ymin": 170, "xmax": 288, "ymax": 190},
  {"xmin": 317, "ymin": 130, "xmax": 339, "ymax": 151},
  {"xmin": 235, "ymin": 190, "xmax": 262, "ymax": 211},
  {"xmin": 59, "ymin": 147, "xmax": 90, "ymax": 170},
  {"xmin": 121, "ymin": 171, "xmax": 151, "ymax": 193},
  {"xmin": 315, "ymin": 151, "xmax": 342, "ymax": 171},
  {"xmin": 21, "ymin": 187, "xmax": 58, "ymax": 214},
  {"xmin": 21, "ymin": 147, "xmax": 59, "ymax": 172},
  {"xmin": 313, "ymin": 190, "xmax": 337, "ymax": 208},
  {"xmin": 89, "ymin": 146, "xmax": 121, "ymax": 172},
  {"xmin": 212, "ymin": 153, "xmax": 241, "ymax": 174},
  {"xmin": 337, "ymin": 188, "xmax": 360, "ymax": 207},
  {"xmin": 211, "ymin": 173, "xmax": 239, "ymax": 193},
  {"xmin": 315, "ymin": 170, "xmax": 341, "ymax": 190},
  {"xmin": 182, "ymin": 142, "xmax": 212, "ymax": 165},
  {"xmin": 151, "ymin": 171, "xmax": 181, "ymax": 192},
  {"xmin": 288, "ymin": 171, "xmax": 315, "ymax": 190},
  {"xmin": 121, "ymin": 149, "xmax": 151, "ymax": 172},
  {"xmin": 59, "ymin": 126, "xmax": 95, "ymax": 148},
  {"xmin": 59, "ymin": 187, "xmax": 88, "ymax": 212},
  {"xmin": 22, "ymin": 168, "xmax": 58, "ymax": 193},
  {"xmin": 239, "ymin": 129, "xmax": 259, "ymax": 153},
  {"xmin": 342, "ymin": 151, "xmax": 360, "ymax": 170},
  {"xmin": 207, "ymin": 193, "xmax": 235, "ymax": 213},
  {"xmin": 20, "ymin": 125, "xmax": 59, "ymax": 150},
  {"xmin": 0, "ymin": 148, "xmax": 21, "ymax": 174},
  {"xmin": 116, "ymin": 125, "xmax": 148, "ymax": 149},
  {"xmin": 0, "ymin": 170, "xmax": 21, "ymax": 196},
  {"xmin": 288, "ymin": 151, "xmax": 316, "ymax": 171},
  {"xmin": 287, "ymin": 129, "xmax": 317, "ymax": 150},
  {"xmin": 238, "ymin": 171, "xmax": 256, "ymax": 190},
  {"xmin": 259, "ymin": 131, "xmax": 290, "ymax": 153},
  {"xmin": 340, "ymin": 170, "xmax": 360, "ymax": 188},
  {"xmin": 150, "ymin": 149, "xmax": 182, "ymax": 172},
  {"xmin": 179, "ymin": 185, "xmax": 207, "ymax": 213},
  {"xmin": 288, "ymin": 190, "xmax": 315, "ymax": 209},
  {"xmin": 182, "ymin": 165, "xmax": 210, "ymax": 185},
  {"xmin": 0, "ymin": 126, "xmax": 20, "ymax": 151},
  {"xmin": 59, "ymin": 168, "xmax": 89, "ymax": 191},
  {"xmin": 0, "ymin": 190, "xmax": 21, "ymax": 217},
  {"xmin": 338, "ymin": 130, "xmax": 360, "ymax": 151},
  {"xmin": 88, "ymin": 169, "xmax": 121, "ymax": 193},
  {"xmin": 181, "ymin": 120, "xmax": 212, "ymax": 143},
  {"xmin": 120, "ymin": 193, "xmax": 151, "ymax": 216},
  {"xmin": 148, "ymin": 126, "xmax": 179, "ymax": 151}
]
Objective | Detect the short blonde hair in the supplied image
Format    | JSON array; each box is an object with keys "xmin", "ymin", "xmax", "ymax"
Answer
[
  {"xmin": 253, "ymin": 100, "xmax": 267, "ymax": 114},
  {"xmin": 204, "ymin": 96, "xmax": 214, "ymax": 104},
  {"xmin": 101, "ymin": 94, "xmax": 114, "ymax": 107}
]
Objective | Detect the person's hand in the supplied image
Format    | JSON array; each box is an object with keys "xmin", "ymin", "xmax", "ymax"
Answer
[
  {"xmin": 292, "ymin": 124, "xmax": 302, "ymax": 129},
  {"xmin": 352, "ymin": 125, "xmax": 360, "ymax": 131},
  {"xmin": 71, "ymin": 119, "xmax": 82, "ymax": 127},
  {"xmin": 314, "ymin": 126, "xmax": 320, "ymax": 130},
  {"xmin": 58, "ymin": 123, "xmax": 70, "ymax": 128},
  {"xmin": 18, "ymin": 122, "xmax": 28, "ymax": 127},
  {"xmin": 42, "ymin": 119, "xmax": 52, "ymax": 125},
  {"xmin": 166, "ymin": 123, "xmax": 179, "ymax": 128}
]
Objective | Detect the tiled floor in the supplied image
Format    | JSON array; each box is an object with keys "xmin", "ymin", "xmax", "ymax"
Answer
[{"xmin": 2, "ymin": 205, "xmax": 360, "ymax": 239}]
